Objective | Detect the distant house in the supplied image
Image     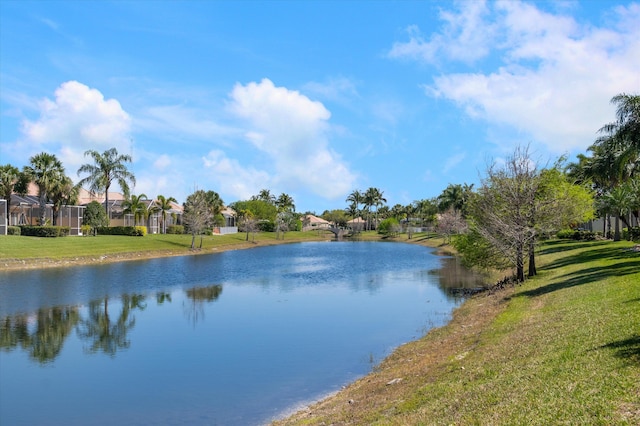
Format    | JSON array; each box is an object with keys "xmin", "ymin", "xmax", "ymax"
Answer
[
  {"xmin": 347, "ymin": 217, "xmax": 366, "ymax": 232},
  {"xmin": 302, "ymin": 214, "xmax": 330, "ymax": 231},
  {"xmin": 77, "ymin": 188, "xmax": 184, "ymax": 234},
  {"xmin": 213, "ymin": 207, "xmax": 238, "ymax": 235},
  {"xmin": 4, "ymin": 182, "xmax": 84, "ymax": 235}
]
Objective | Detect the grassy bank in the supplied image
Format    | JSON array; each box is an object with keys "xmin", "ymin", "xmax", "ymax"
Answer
[
  {"xmin": 274, "ymin": 239, "xmax": 640, "ymax": 425},
  {"xmin": 0, "ymin": 230, "xmax": 332, "ymax": 270}
]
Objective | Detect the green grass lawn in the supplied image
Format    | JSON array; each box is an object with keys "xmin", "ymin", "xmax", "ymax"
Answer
[
  {"xmin": 0, "ymin": 230, "xmax": 329, "ymax": 263},
  {"xmin": 275, "ymin": 239, "xmax": 640, "ymax": 425}
]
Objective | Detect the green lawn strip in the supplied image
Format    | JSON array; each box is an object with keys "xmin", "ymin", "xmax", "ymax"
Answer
[
  {"xmin": 399, "ymin": 240, "xmax": 639, "ymax": 425},
  {"xmin": 0, "ymin": 231, "xmax": 329, "ymax": 262}
]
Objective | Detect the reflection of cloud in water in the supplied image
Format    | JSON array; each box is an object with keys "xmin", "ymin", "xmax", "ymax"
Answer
[{"xmin": 289, "ymin": 257, "xmax": 329, "ymax": 274}]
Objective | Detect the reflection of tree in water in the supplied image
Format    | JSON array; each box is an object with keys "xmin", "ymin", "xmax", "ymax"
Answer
[
  {"xmin": 183, "ymin": 285, "xmax": 223, "ymax": 326},
  {"xmin": 430, "ymin": 257, "xmax": 488, "ymax": 296},
  {"xmin": 0, "ymin": 306, "xmax": 80, "ymax": 364},
  {"xmin": 76, "ymin": 294, "xmax": 146, "ymax": 356}
]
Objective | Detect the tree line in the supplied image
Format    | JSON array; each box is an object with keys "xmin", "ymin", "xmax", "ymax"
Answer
[{"xmin": 2, "ymin": 93, "xmax": 638, "ymax": 281}]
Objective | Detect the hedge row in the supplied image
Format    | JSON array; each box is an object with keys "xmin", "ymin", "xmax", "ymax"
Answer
[
  {"xmin": 19, "ymin": 225, "xmax": 70, "ymax": 237},
  {"xmin": 7, "ymin": 226, "xmax": 21, "ymax": 236},
  {"xmin": 557, "ymin": 229, "xmax": 598, "ymax": 241},
  {"xmin": 166, "ymin": 225, "xmax": 185, "ymax": 234},
  {"xmin": 96, "ymin": 226, "xmax": 147, "ymax": 236}
]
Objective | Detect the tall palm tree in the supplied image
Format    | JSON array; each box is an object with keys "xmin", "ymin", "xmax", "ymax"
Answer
[
  {"xmin": 77, "ymin": 148, "xmax": 135, "ymax": 223},
  {"xmin": 156, "ymin": 195, "xmax": 177, "ymax": 233},
  {"xmin": 23, "ymin": 152, "xmax": 66, "ymax": 225},
  {"xmin": 364, "ymin": 187, "xmax": 386, "ymax": 230},
  {"xmin": 122, "ymin": 193, "xmax": 148, "ymax": 226},
  {"xmin": 345, "ymin": 189, "xmax": 363, "ymax": 220},
  {"xmin": 275, "ymin": 193, "xmax": 295, "ymax": 213}
]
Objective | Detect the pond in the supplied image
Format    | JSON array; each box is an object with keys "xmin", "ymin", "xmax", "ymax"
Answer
[{"xmin": 0, "ymin": 241, "xmax": 485, "ymax": 425}]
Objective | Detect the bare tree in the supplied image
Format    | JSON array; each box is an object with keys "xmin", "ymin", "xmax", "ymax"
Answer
[
  {"xmin": 183, "ymin": 190, "xmax": 213, "ymax": 250},
  {"xmin": 470, "ymin": 146, "xmax": 540, "ymax": 282}
]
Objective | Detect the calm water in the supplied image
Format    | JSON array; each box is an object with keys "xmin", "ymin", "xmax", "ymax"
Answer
[{"xmin": 0, "ymin": 241, "xmax": 485, "ymax": 425}]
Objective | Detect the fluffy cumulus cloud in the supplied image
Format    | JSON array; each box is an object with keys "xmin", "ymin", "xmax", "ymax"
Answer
[
  {"xmin": 390, "ymin": 1, "xmax": 640, "ymax": 153},
  {"xmin": 211, "ymin": 78, "xmax": 356, "ymax": 200},
  {"xmin": 20, "ymin": 81, "xmax": 131, "ymax": 168}
]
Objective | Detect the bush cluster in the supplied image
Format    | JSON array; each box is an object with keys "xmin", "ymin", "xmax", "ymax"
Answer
[
  {"xmin": 19, "ymin": 225, "xmax": 70, "ymax": 237},
  {"xmin": 96, "ymin": 226, "xmax": 147, "ymax": 236},
  {"xmin": 557, "ymin": 229, "xmax": 597, "ymax": 240},
  {"xmin": 7, "ymin": 226, "xmax": 21, "ymax": 235},
  {"xmin": 623, "ymin": 226, "xmax": 640, "ymax": 242},
  {"xmin": 166, "ymin": 225, "xmax": 185, "ymax": 234}
]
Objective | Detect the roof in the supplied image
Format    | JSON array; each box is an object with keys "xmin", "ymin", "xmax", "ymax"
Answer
[{"xmin": 304, "ymin": 214, "xmax": 330, "ymax": 224}]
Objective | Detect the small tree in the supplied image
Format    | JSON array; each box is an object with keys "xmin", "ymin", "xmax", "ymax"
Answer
[
  {"xmin": 183, "ymin": 190, "xmax": 213, "ymax": 249},
  {"xmin": 437, "ymin": 208, "xmax": 468, "ymax": 243},
  {"xmin": 83, "ymin": 201, "xmax": 108, "ymax": 235}
]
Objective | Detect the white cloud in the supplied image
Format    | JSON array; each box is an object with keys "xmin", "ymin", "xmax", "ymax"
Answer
[
  {"xmin": 225, "ymin": 78, "xmax": 357, "ymax": 199},
  {"xmin": 20, "ymin": 81, "xmax": 131, "ymax": 169},
  {"xmin": 442, "ymin": 151, "xmax": 466, "ymax": 174},
  {"xmin": 391, "ymin": 1, "xmax": 640, "ymax": 153},
  {"xmin": 134, "ymin": 104, "xmax": 238, "ymax": 142},
  {"xmin": 202, "ymin": 149, "xmax": 271, "ymax": 201},
  {"xmin": 302, "ymin": 76, "xmax": 359, "ymax": 104},
  {"xmin": 154, "ymin": 154, "xmax": 171, "ymax": 169},
  {"xmin": 388, "ymin": 0, "xmax": 494, "ymax": 64}
]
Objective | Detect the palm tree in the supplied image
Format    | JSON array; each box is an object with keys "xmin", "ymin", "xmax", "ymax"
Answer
[
  {"xmin": 252, "ymin": 189, "xmax": 276, "ymax": 205},
  {"xmin": 0, "ymin": 164, "xmax": 26, "ymax": 208},
  {"xmin": 599, "ymin": 93, "xmax": 640, "ymax": 152},
  {"xmin": 122, "ymin": 194, "xmax": 148, "ymax": 226},
  {"xmin": 345, "ymin": 189, "xmax": 363, "ymax": 220},
  {"xmin": 22, "ymin": 152, "xmax": 66, "ymax": 225},
  {"xmin": 49, "ymin": 175, "xmax": 80, "ymax": 226},
  {"xmin": 437, "ymin": 183, "xmax": 465, "ymax": 213},
  {"xmin": 602, "ymin": 185, "xmax": 632, "ymax": 241},
  {"xmin": 275, "ymin": 193, "xmax": 295, "ymax": 213},
  {"xmin": 364, "ymin": 187, "xmax": 386, "ymax": 230},
  {"xmin": 156, "ymin": 195, "xmax": 177, "ymax": 234},
  {"xmin": 77, "ymin": 148, "xmax": 136, "ymax": 223}
]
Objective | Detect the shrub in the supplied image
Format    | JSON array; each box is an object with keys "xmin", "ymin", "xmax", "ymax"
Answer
[
  {"xmin": 19, "ymin": 225, "xmax": 70, "ymax": 237},
  {"xmin": 377, "ymin": 218, "xmax": 401, "ymax": 236},
  {"xmin": 166, "ymin": 225, "xmax": 185, "ymax": 234},
  {"xmin": 96, "ymin": 226, "xmax": 147, "ymax": 236},
  {"xmin": 81, "ymin": 225, "xmax": 92, "ymax": 236},
  {"xmin": 557, "ymin": 229, "xmax": 596, "ymax": 240},
  {"xmin": 7, "ymin": 226, "xmax": 21, "ymax": 236},
  {"xmin": 257, "ymin": 221, "xmax": 275, "ymax": 232},
  {"xmin": 622, "ymin": 226, "xmax": 640, "ymax": 242}
]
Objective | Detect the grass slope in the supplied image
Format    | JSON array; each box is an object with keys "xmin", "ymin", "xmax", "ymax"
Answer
[
  {"xmin": 0, "ymin": 231, "xmax": 329, "ymax": 269},
  {"xmin": 274, "ymin": 239, "xmax": 640, "ymax": 425}
]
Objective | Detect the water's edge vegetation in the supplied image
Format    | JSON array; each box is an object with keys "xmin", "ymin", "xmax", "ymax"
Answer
[{"xmin": 1, "ymin": 232, "xmax": 638, "ymax": 424}]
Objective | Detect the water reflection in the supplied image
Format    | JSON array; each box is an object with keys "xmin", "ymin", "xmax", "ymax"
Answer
[
  {"xmin": 0, "ymin": 242, "xmax": 486, "ymax": 426},
  {"xmin": 183, "ymin": 284, "xmax": 223, "ymax": 326},
  {"xmin": 76, "ymin": 294, "xmax": 146, "ymax": 356},
  {"xmin": 0, "ymin": 286, "xmax": 222, "ymax": 363},
  {"xmin": 0, "ymin": 306, "xmax": 79, "ymax": 364},
  {"xmin": 430, "ymin": 256, "xmax": 488, "ymax": 297}
]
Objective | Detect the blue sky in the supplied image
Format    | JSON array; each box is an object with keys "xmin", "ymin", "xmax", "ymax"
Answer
[{"xmin": 1, "ymin": 0, "xmax": 639, "ymax": 213}]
